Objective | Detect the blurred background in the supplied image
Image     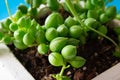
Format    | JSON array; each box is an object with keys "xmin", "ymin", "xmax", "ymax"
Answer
[
  {"xmin": 0, "ymin": 0, "xmax": 27, "ymax": 20},
  {"xmin": 0, "ymin": 0, "xmax": 120, "ymax": 20}
]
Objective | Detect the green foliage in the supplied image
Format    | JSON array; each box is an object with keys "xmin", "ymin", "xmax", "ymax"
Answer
[
  {"xmin": 44, "ymin": 12, "xmax": 64, "ymax": 29},
  {"xmin": 35, "ymin": 30, "xmax": 46, "ymax": 44},
  {"xmin": 23, "ymin": 32, "xmax": 35, "ymax": 46},
  {"xmin": 18, "ymin": 4, "xmax": 28, "ymax": 14},
  {"xmin": 0, "ymin": 32, "xmax": 4, "ymax": 40},
  {"xmin": 1, "ymin": 0, "xmax": 120, "ymax": 80},
  {"xmin": 48, "ymin": 52, "xmax": 64, "ymax": 66},
  {"xmin": 69, "ymin": 56, "xmax": 86, "ymax": 68},
  {"xmin": 64, "ymin": 16, "xmax": 78, "ymax": 28},
  {"xmin": 47, "ymin": 0, "xmax": 59, "ymax": 11},
  {"xmin": 105, "ymin": 6, "xmax": 116, "ymax": 19},
  {"xmin": 45, "ymin": 27, "xmax": 58, "ymax": 41},
  {"xmin": 9, "ymin": 23, "xmax": 18, "ymax": 32},
  {"xmin": 37, "ymin": 43, "xmax": 49, "ymax": 55},
  {"xmin": 50, "ymin": 37, "xmax": 67, "ymax": 52},
  {"xmin": 57, "ymin": 24, "xmax": 69, "ymax": 37},
  {"xmin": 13, "ymin": 40, "xmax": 27, "ymax": 50},
  {"xmin": 61, "ymin": 45, "xmax": 77, "ymax": 60},
  {"xmin": 69, "ymin": 25, "xmax": 83, "ymax": 38}
]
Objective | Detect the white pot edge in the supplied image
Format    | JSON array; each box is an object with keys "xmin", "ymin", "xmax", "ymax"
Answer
[
  {"xmin": 0, "ymin": 43, "xmax": 35, "ymax": 80},
  {"xmin": 92, "ymin": 62, "xmax": 120, "ymax": 80},
  {"xmin": 92, "ymin": 19, "xmax": 120, "ymax": 80},
  {"xmin": 0, "ymin": 43, "xmax": 120, "ymax": 80}
]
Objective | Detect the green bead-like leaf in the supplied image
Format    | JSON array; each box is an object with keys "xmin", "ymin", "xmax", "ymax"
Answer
[
  {"xmin": 69, "ymin": 56, "xmax": 86, "ymax": 68},
  {"xmin": 64, "ymin": 16, "xmax": 77, "ymax": 28},
  {"xmin": 17, "ymin": 17, "xmax": 26, "ymax": 27},
  {"xmin": 79, "ymin": 12, "xmax": 87, "ymax": 19},
  {"xmin": 48, "ymin": 52, "xmax": 64, "ymax": 66},
  {"xmin": 91, "ymin": 0, "xmax": 104, "ymax": 7},
  {"xmin": 37, "ymin": 43, "xmax": 49, "ymax": 55},
  {"xmin": 69, "ymin": 25, "xmax": 83, "ymax": 38},
  {"xmin": 87, "ymin": 10, "xmax": 98, "ymax": 19},
  {"xmin": 17, "ymin": 17, "xmax": 31, "ymax": 29},
  {"xmin": 29, "ymin": 8, "xmax": 37, "ymax": 18},
  {"xmin": 9, "ymin": 23, "xmax": 18, "ymax": 32},
  {"xmin": 45, "ymin": 28, "xmax": 58, "ymax": 41},
  {"xmin": 13, "ymin": 40, "xmax": 27, "ymax": 50},
  {"xmin": 23, "ymin": 32, "xmax": 35, "ymax": 46},
  {"xmin": 35, "ymin": 30, "xmax": 46, "ymax": 44},
  {"xmin": 25, "ymin": 17, "xmax": 31, "ymax": 29},
  {"xmin": 97, "ymin": 25, "xmax": 108, "ymax": 35},
  {"xmin": 2, "ymin": 18, "xmax": 12, "ymax": 30},
  {"xmin": 47, "ymin": 0, "xmax": 59, "ymax": 11},
  {"xmin": 2, "ymin": 36, "xmax": 12, "ymax": 44},
  {"xmin": 67, "ymin": 38, "xmax": 80, "ymax": 46},
  {"xmin": 45, "ymin": 12, "xmax": 64, "ymax": 29},
  {"xmin": 18, "ymin": 4, "xmax": 28, "ymax": 14},
  {"xmin": 84, "ymin": 18, "xmax": 98, "ymax": 30},
  {"xmin": 14, "ymin": 29, "xmax": 26, "ymax": 41},
  {"xmin": 13, "ymin": 10, "xmax": 23, "ymax": 21},
  {"xmin": 105, "ymin": 6, "xmax": 116, "ymax": 19},
  {"xmin": 61, "ymin": 45, "xmax": 77, "ymax": 60},
  {"xmin": 57, "ymin": 24, "xmax": 68, "ymax": 37},
  {"xmin": 85, "ymin": 0, "xmax": 95, "ymax": 10},
  {"xmin": 50, "ymin": 37, "xmax": 67, "ymax": 52},
  {"xmin": 99, "ymin": 13, "xmax": 109, "ymax": 23},
  {"xmin": 32, "ymin": 0, "xmax": 42, "ymax": 8}
]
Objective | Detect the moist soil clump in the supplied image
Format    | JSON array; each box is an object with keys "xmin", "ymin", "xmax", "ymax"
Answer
[{"xmin": 8, "ymin": 27, "xmax": 120, "ymax": 80}]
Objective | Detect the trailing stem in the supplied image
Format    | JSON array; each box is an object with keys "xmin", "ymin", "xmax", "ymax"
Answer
[
  {"xmin": 53, "ymin": 65, "xmax": 70, "ymax": 80},
  {"xmin": 65, "ymin": 0, "xmax": 119, "ymax": 48},
  {"xmin": 59, "ymin": 65, "xmax": 70, "ymax": 77},
  {"xmin": 5, "ymin": 0, "xmax": 14, "ymax": 21}
]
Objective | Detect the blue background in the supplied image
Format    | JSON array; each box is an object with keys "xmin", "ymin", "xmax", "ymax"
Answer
[
  {"xmin": 106, "ymin": 0, "xmax": 120, "ymax": 12},
  {"xmin": 0, "ymin": 0, "xmax": 120, "ymax": 20},
  {"xmin": 0, "ymin": 0, "xmax": 27, "ymax": 20}
]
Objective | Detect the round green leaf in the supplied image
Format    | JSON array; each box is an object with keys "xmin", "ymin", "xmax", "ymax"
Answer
[
  {"xmin": 9, "ymin": 23, "xmax": 18, "ymax": 32},
  {"xmin": 45, "ymin": 28, "xmax": 58, "ymax": 41},
  {"xmin": 37, "ymin": 44, "xmax": 49, "ymax": 55},
  {"xmin": 69, "ymin": 25, "xmax": 83, "ymax": 38},
  {"xmin": 48, "ymin": 52, "xmax": 64, "ymax": 66},
  {"xmin": 69, "ymin": 56, "xmax": 86, "ymax": 68},
  {"xmin": 50, "ymin": 37, "xmax": 67, "ymax": 52},
  {"xmin": 23, "ymin": 32, "xmax": 35, "ymax": 46},
  {"xmin": 61, "ymin": 45, "xmax": 77, "ymax": 60}
]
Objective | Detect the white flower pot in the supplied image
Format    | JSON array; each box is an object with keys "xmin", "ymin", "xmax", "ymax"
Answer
[
  {"xmin": 0, "ymin": 43, "xmax": 35, "ymax": 80},
  {"xmin": 0, "ymin": 12, "xmax": 120, "ymax": 80},
  {"xmin": 0, "ymin": 42, "xmax": 120, "ymax": 80}
]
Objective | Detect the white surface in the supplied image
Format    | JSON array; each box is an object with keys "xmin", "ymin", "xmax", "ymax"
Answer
[
  {"xmin": 0, "ymin": 63, "xmax": 15, "ymax": 80},
  {"xmin": 92, "ymin": 63, "xmax": 120, "ymax": 80},
  {"xmin": 0, "ymin": 43, "xmax": 35, "ymax": 80}
]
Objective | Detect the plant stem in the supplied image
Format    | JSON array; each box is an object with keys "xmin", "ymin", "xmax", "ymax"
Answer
[
  {"xmin": 5, "ymin": 0, "xmax": 16, "ymax": 22},
  {"xmin": 65, "ymin": 0, "xmax": 119, "ymax": 48},
  {"xmin": 59, "ymin": 66, "xmax": 65, "ymax": 76},
  {"xmin": 88, "ymin": 26, "xmax": 118, "ymax": 47},
  {"xmin": 59, "ymin": 65, "xmax": 70, "ymax": 77},
  {"xmin": 5, "ymin": 0, "xmax": 12, "ymax": 18}
]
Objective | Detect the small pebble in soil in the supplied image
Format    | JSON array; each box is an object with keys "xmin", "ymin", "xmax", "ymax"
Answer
[
  {"xmin": 82, "ymin": 66, "xmax": 87, "ymax": 71},
  {"xmin": 67, "ymin": 71, "xmax": 72, "ymax": 75}
]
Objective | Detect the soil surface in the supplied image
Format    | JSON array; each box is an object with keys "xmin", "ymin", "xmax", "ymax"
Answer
[
  {"xmin": 7, "ymin": 9, "xmax": 120, "ymax": 80},
  {"xmin": 8, "ymin": 27, "xmax": 120, "ymax": 80}
]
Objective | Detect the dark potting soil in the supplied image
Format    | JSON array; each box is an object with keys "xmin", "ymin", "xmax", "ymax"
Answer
[
  {"xmin": 7, "ymin": 27, "xmax": 120, "ymax": 80},
  {"xmin": 7, "ymin": 9, "xmax": 120, "ymax": 80}
]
